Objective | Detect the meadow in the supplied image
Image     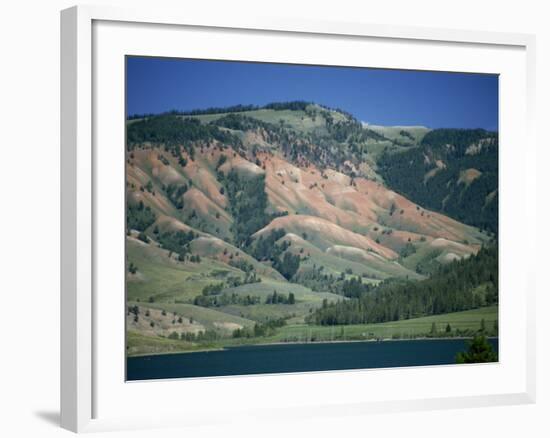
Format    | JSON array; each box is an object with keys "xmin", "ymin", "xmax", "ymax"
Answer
[{"xmin": 127, "ymin": 305, "xmax": 497, "ymax": 356}]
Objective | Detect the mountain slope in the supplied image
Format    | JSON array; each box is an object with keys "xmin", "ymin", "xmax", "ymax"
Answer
[
  {"xmin": 377, "ymin": 128, "xmax": 498, "ymax": 234},
  {"xmin": 125, "ymin": 102, "xmax": 496, "ymax": 352},
  {"xmin": 126, "ymin": 107, "xmax": 489, "ymax": 280}
]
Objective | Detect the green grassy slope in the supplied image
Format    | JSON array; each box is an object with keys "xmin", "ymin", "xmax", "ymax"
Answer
[
  {"xmin": 272, "ymin": 305, "xmax": 498, "ymax": 342},
  {"xmin": 211, "ymin": 279, "xmax": 342, "ymax": 323},
  {"xmin": 127, "ymin": 331, "xmax": 221, "ymax": 356},
  {"xmin": 366, "ymin": 125, "xmax": 430, "ymax": 143},
  {"xmin": 127, "ymin": 237, "xmax": 248, "ymax": 303},
  {"xmin": 129, "ymin": 301, "xmax": 256, "ymax": 330},
  {"xmin": 187, "ymin": 105, "xmax": 344, "ymax": 135}
]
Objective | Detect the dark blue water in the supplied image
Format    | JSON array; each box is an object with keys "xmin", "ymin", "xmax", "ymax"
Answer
[{"xmin": 127, "ymin": 338, "xmax": 499, "ymax": 381}]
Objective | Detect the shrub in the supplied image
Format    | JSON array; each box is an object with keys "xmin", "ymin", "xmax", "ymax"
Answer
[{"xmin": 456, "ymin": 335, "xmax": 498, "ymax": 363}]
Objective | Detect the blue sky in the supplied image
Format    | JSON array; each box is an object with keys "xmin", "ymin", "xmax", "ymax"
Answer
[{"xmin": 126, "ymin": 57, "xmax": 498, "ymax": 130}]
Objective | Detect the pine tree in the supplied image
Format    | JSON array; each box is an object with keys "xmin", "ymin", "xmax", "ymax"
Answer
[{"xmin": 456, "ymin": 336, "xmax": 498, "ymax": 363}]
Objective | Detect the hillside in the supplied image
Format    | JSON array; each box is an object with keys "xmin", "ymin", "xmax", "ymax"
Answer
[
  {"xmin": 309, "ymin": 245, "xmax": 498, "ymax": 325},
  {"xmin": 377, "ymin": 128, "xmax": 498, "ymax": 234},
  {"xmin": 125, "ymin": 102, "xmax": 496, "ymax": 355}
]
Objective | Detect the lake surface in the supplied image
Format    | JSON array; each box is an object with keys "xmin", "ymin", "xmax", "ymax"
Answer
[{"xmin": 127, "ymin": 338, "xmax": 499, "ymax": 381}]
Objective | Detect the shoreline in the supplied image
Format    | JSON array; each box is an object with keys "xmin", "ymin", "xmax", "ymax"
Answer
[
  {"xmin": 127, "ymin": 335, "xmax": 498, "ymax": 359},
  {"xmin": 249, "ymin": 335, "xmax": 498, "ymax": 347},
  {"xmin": 126, "ymin": 345, "xmax": 225, "ymax": 358}
]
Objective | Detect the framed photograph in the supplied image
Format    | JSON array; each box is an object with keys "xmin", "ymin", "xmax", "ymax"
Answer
[{"xmin": 61, "ymin": 5, "xmax": 536, "ymax": 432}]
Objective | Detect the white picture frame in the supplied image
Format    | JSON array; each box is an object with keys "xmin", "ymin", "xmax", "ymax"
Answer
[{"xmin": 60, "ymin": 4, "xmax": 536, "ymax": 433}]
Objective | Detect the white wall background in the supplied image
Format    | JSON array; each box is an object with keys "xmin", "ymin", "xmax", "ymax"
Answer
[{"xmin": 0, "ymin": 1, "xmax": 547, "ymax": 436}]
